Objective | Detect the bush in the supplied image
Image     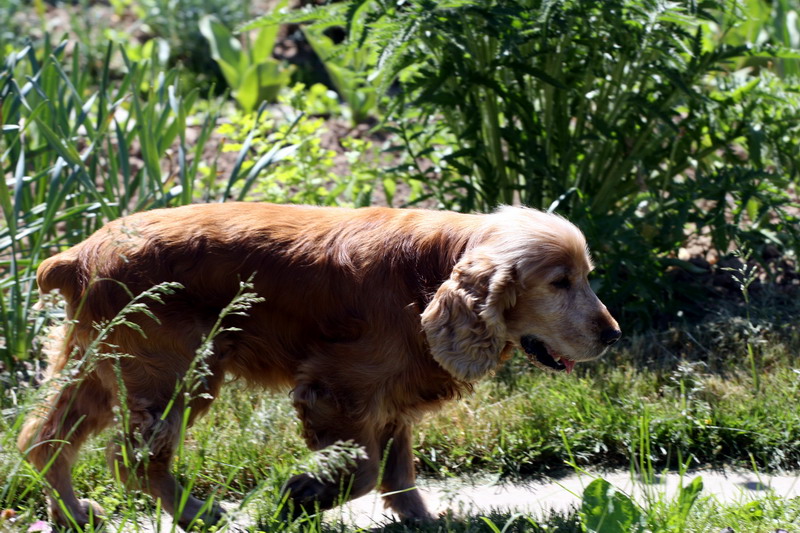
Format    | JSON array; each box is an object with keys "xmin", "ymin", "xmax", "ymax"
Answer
[
  {"xmin": 215, "ymin": 90, "xmax": 384, "ymax": 206},
  {"xmin": 247, "ymin": 0, "xmax": 800, "ymax": 329},
  {"xmin": 0, "ymin": 40, "xmax": 219, "ymax": 367},
  {"xmin": 139, "ymin": 0, "xmax": 250, "ymax": 78}
]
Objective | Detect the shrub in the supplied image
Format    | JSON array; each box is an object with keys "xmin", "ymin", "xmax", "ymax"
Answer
[
  {"xmin": 215, "ymin": 93, "xmax": 384, "ymax": 206},
  {"xmin": 199, "ymin": 12, "xmax": 295, "ymax": 112},
  {"xmin": 247, "ymin": 0, "xmax": 800, "ymax": 329},
  {"xmin": 139, "ymin": 0, "xmax": 250, "ymax": 77},
  {"xmin": 0, "ymin": 40, "xmax": 219, "ymax": 366}
]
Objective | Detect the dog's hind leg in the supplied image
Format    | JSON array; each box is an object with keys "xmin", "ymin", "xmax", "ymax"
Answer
[
  {"xmin": 18, "ymin": 371, "xmax": 114, "ymax": 528},
  {"xmin": 380, "ymin": 422, "xmax": 435, "ymax": 521},
  {"xmin": 106, "ymin": 371, "xmax": 225, "ymax": 530}
]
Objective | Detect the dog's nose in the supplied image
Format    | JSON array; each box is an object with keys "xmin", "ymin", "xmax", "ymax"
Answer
[{"xmin": 600, "ymin": 328, "xmax": 621, "ymax": 346}]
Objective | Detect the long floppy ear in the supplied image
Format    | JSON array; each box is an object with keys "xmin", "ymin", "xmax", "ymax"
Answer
[{"xmin": 421, "ymin": 249, "xmax": 517, "ymax": 382}]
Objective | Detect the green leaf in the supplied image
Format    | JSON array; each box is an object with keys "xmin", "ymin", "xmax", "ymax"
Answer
[
  {"xmin": 237, "ymin": 64, "xmax": 261, "ymax": 113},
  {"xmin": 674, "ymin": 476, "xmax": 704, "ymax": 525},
  {"xmin": 238, "ymin": 2, "xmax": 348, "ymax": 32},
  {"xmin": 749, "ymin": 45, "xmax": 800, "ymax": 59},
  {"xmin": 32, "ymin": 117, "xmax": 83, "ymax": 168},
  {"xmin": 660, "ymin": 257, "xmax": 710, "ymax": 275},
  {"xmin": 236, "ymin": 60, "xmax": 293, "ymax": 111},
  {"xmin": 581, "ymin": 478, "xmax": 643, "ymax": 533},
  {"xmin": 217, "ymin": 58, "xmax": 245, "ymax": 93},
  {"xmin": 746, "ymin": 197, "xmax": 760, "ymax": 223},
  {"xmin": 382, "ymin": 177, "xmax": 396, "ymax": 206},
  {"xmin": 199, "ymin": 15, "xmax": 246, "ymax": 88},
  {"xmin": 250, "ymin": 0, "xmax": 288, "ymax": 64},
  {"xmin": 0, "ymin": 161, "xmax": 15, "ymax": 235}
]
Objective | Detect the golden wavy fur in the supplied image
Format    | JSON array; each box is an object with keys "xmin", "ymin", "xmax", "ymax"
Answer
[{"xmin": 18, "ymin": 202, "xmax": 620, "ymax": 528}]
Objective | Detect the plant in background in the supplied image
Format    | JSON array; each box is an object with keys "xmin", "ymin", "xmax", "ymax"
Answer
[
  {"xmin": 139, "ymin": 0, "xmax": 250, "ymax": 78},
  {"xmin": 0, "ymin": 0, "xmax": 31, "ymax": 56},
  {"xmin": 381, "ymin": 105, "xmax": 464, "ymax": 209},
  {"xmin": 199, "ymin": 6, "xmax": 295, "ymax": 112},
  {"xmin": 0, "ymin": 39, "xmax": 219, "ymax": 367},
  {"xmin": 246, "ymin": 0, "xmax": 800, "ymax": 329},
  {"xmin": 721, "ymin": 247, "xmax": 766, "ymax": 394},
  {"xmin": 286, "ymin": 81, "xmax": 343, "ymax": 117},
  {"xmin": 720, "ymin": 0, "xmax": 800, "ymax": 78},
  {"xmin": 302, "ymin": 26, "xmax": 378, "ymax": 125},
  {"xmin": 241, "ymin": 4, "xmax": 381, "ymax": 125},
  {"xmin": 215, "ymin": 102, "xmax": 382, "ymax": 207},
  {"xmin": 357, "ymin": 0, "xmax": 800, "ymax": 214}
]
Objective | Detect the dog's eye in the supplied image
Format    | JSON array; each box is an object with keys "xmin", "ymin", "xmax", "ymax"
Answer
[{"xmin": 551, "ymin": 277, "xmax": 571, "ymax": 290}]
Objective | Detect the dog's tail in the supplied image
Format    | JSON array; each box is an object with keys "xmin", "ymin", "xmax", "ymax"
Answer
[
  {"xmin": 35, "ymin": 249, "xmax": 92, "ymax": 375},
  {"xmin": 17, "ymin": 262, "xmax": 82, "ymax": 457},
  {"xmin": 37, "ymin": 251, "xmax": 82, "ymax": 301}
]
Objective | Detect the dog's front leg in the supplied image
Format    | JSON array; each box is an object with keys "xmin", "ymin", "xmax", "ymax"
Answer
[
  {"xmin": 283, "ymin": 382, "xmax": 381, "ymax": 518},
  {"xmin": 380, "ymin": 422, "xmax": 436, "ymax": 521}
]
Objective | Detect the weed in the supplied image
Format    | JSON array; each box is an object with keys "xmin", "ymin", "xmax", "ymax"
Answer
[
  {"xmin": 215, "ymin": 104, "xmax": 382, "ymax": 206},
  {"xmin": 139, "ymin": 0, "xmax": 250, "ymax": 79},
  {"xmin": 200, "ymin": 5, "xmax": 295, "ymax": 112}
]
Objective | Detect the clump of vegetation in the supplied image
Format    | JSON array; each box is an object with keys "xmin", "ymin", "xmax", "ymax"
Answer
[
  {"xmin": 2, "ymin": 0, "xmax": 800, "ymax": 531},
  {"xmin": 246, "ymin": 0, "xmax": 800, "ymax": 329},
  {"xmin": 199, "ymin": 6, "xmax": 295, "ymax": 112},
  {"xmin": 214, "ymin": 88, "xmax": 388, "ymax": 206},
  {"xmin": 138, "ymin": 0, "xmax": 251, "ymax": 76}
]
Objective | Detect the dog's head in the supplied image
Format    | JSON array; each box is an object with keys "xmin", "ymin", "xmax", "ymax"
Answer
[{"xmin": 421, "ymin": 207, "xmax": 620, "ymax": 382}]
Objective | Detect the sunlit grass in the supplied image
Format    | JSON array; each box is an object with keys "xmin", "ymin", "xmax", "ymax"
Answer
[{"xmin": 3, "ymin": 321, "xmax": 800, "ymax": 531}]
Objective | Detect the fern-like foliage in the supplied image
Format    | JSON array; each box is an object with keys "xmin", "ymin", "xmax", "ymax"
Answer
[{"xmin": 238, "ymin": 2, "xmax": 351, "ymax": 33}]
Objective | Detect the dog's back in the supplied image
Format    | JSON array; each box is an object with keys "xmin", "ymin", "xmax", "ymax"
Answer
[{"xmin": 35, "ymin": 203, "xmax": 478, "ymax": 389}]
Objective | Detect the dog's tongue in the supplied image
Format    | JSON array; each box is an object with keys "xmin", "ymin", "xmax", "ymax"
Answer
[{"xmin": 562, "ymin": 358, "xmax": 576, "ymax": 374}]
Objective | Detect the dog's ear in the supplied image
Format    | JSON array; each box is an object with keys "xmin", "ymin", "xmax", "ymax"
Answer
[{"xmin": 421, "ymin": 249, "xmax": 517, "ymax": 382}]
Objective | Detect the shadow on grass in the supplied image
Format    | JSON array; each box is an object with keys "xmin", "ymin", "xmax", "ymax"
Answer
[{"xmin": 316, "ymin": 508, "xmax": 582, "ymax": 533}]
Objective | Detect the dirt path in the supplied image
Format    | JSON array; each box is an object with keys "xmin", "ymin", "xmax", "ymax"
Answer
[
  {"xmin": 331, "ymin": 469, "xmax": 800, "ymax": 528},
  {"xmin": 112, "ymin": 468, "xmax": 800, "ymax": 531}
]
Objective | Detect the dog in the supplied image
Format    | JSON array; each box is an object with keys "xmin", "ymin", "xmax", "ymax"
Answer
[{"xmin": 18, "ymin": 202, "xmax": 620, "ymax": 528}]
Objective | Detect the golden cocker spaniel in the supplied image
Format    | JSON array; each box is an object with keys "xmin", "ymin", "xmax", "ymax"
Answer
[{"xmin": 19, "ymin": 203, "xmax": 620, "ymax": 528}]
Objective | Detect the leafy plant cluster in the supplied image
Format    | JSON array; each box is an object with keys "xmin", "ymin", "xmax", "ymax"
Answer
[
  {"xmin": 198, "ymin": 2, "xmax": 295, "ymax": 113},
  {"xmin": 214, "ymin": 87, "xmax": 386, "ymax": 207},
  {"xmin": 722, "ymin": 0, "xmax": 800, "ymax": 78},
  {"xmin": 245, "ymin": 0, "xmax": 800, "ymax": 329},
  {"xmin": 0, "ymin": 39, "xmax": 220, "ymax": 366},
  {"xmin": 137, "ymin": 0, "xmax": 251, "ymax": 76}
]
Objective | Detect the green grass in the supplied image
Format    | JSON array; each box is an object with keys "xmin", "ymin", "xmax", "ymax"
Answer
[
  {"xmin": 3, "ymin": 3, "xmax": 800, "ymax": 531},
  {"xmin": 2, "ymin": 308, "xmax": 800, "ymax": 531}
]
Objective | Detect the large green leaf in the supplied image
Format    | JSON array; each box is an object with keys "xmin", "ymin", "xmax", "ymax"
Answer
[
  {"xmin": 581, "ymin": 478, "xmax": 643, "ymax": 533},
  {"xmin": 251, "ymin": 0, "xmax": 288, "ymax": 64},
  {"xmin": 236, "ymin": 60, "xmax": 294, "ymax": 111},
  {"xmin": 199, "ymin": 15, "xmax": 246, "ymax": 88}
]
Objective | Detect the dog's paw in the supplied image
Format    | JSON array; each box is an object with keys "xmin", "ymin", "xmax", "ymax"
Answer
[
  {"xmin": 384, "ymin": 489, "xmax": 436, "ymax": 523},
  {"xmin": 177, "ymin": 499, "xmax": 225, "ymax": 531},
  {"xmin": 49, "ymin": 498, "xmax": 106, "ymax": 529},
  {"xmin": 283, "ymin": 473, "xmax": 326, "ymax": 503},
  {"xmin": 279, "ymin": 473, "xmax": 329, "ymax": 520}
]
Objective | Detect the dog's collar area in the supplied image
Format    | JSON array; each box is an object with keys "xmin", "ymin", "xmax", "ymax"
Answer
[{"xmin": 520, "ymin": 335, "xmax": 574, "ymax": 373}]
